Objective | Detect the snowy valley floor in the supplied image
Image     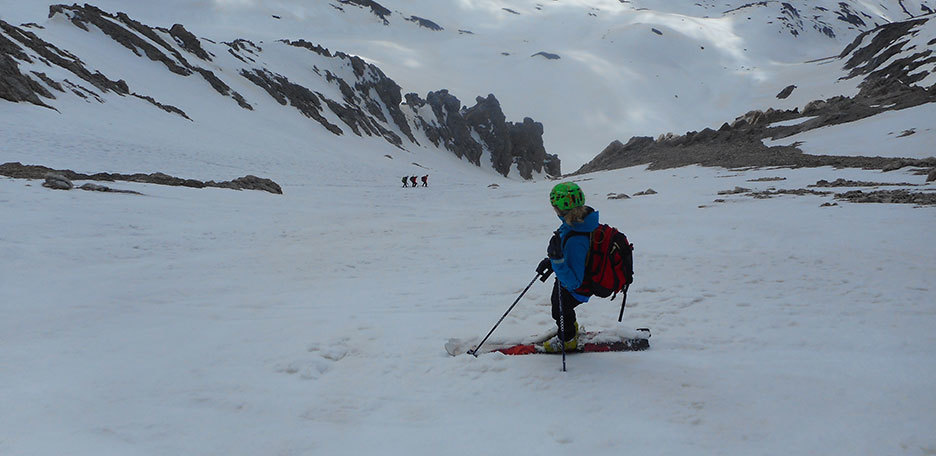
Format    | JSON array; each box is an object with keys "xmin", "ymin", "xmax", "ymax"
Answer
[{"xmin": 1, "ymin": 164, "xmax": 935, "ymax": 455}]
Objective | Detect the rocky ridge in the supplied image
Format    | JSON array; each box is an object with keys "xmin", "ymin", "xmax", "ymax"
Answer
[
  {"xmin": 576, "ymin": 15, "xmax": 936, "ymax": 177},
  {"xmin": 0, "ymin": 4, "xmax": 557, "ymax": 179},
  {"xmin": 0, "ymin": 162, "xmax": 283, "ymax": 194}
]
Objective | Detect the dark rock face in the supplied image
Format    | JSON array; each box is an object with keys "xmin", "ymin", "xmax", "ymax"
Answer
[
  {"xmin": 1, "ymin": 18, "xmax": 129, "ymax": 97},
  {"xmin": 776, "ymin": 84, "xmax": 796, "ymax": 99},
  {"xmin": 169, "ymin": 24, "xmax": 212, "ymax": 61},
  {"xmin": 423, "ymin": 90, "xmax": 484, "ymax": 165},
  {"xmin": 240, "ymin": 68, "xmax": 345, "ymax": 136},
  {"xmin": 1, "ymin": 5, "xmax": 252, "ymax": 114},
  {"xmin": 509, "ymin": 117, "xmax": 553, "ymax": 178},
  {"xmin": 338, "ymin": 0, "xmax": 392, "ymax": 24},
  {"xmin": 406, "ymin": 91, "xmax": 559, "ymax": 178},
  {"xmin": 51, "ymin": 4, "xmax": 250, "ymax": 109},
  {"xmin": 54, "ymin": 5, "xmax": 192, "ymax": 76},
  {"xmin": 840, "ymin": 17, "xmax": 932, "ymax": 84},
  {"xmin": 465, "ymin": 94, "xmax": 510, "ymax": 172},
  {"xmin": 0, "ymin": 51, "xmax": 53, "ymax": 107},
  {"xmin": 0, "ymin": 26, "xmax": 57, "ymax": 107},
  {"xmin": 532, "ymin": 52, "xmax": 560, "ymax": 60},
  {"xmin": 226, "ymin": 175, "xmax": 283, "ymax": 194},
  {"xmin": 406, "ymin": 16, "xmax": 443, "ymax": 31}
]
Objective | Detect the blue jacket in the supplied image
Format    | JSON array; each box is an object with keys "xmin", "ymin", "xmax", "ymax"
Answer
[{"xmin": 550, "ymin": 207, "xmax": 599, "ymax": 302}]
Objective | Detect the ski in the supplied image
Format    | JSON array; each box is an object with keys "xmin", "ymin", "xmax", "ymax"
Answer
[
  {"xmin": 446, "ymin": 327, "xmax": 650, "ymax": 356},
  {"xmin": 445, "ymin": 327, "xmax": 557, "ymax": 356},
  {"xmin": 495, "ymin": 328, "xmax": 650, "ymax": 355}
]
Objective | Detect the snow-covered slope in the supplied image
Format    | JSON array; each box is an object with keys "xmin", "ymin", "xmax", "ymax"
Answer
[
  {"xmin": 1, "ymin": 4, "xmax": 558, "ymax": 182},
  {"xmin": 2, "ymin": 2, "xmax": 935, "ymax": 456},
  {"xmin": 576, "ymin": 12, "xmax": 936, "ymax": 174},
  {"xmin": 2, "ymin": 162, "xmax": 934, "ymax": 455},
  {"xmin": 4, "ymin": 0, "xmax": 935, "ymax": 172}
]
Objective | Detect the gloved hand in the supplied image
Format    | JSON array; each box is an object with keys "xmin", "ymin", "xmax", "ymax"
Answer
[
  {"xmin": 547, "ymin": 231, "xmax": 563, "ymax": 260},
  {"xmin": 536, "ymin": 257, "xmax": 553, "ymax": 281}
]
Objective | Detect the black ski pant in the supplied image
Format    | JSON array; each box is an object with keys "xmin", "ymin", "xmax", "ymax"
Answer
[{"xmin": 551, "ymin": 280, "xmax": 583, "ymax": 341}]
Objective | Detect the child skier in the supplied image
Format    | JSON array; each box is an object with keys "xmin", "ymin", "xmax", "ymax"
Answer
[{"xmin": 535, "ymin": 182, "xmax": 599, "ymax": 352}]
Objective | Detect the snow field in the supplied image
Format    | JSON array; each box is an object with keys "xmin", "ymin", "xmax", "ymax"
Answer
[
  {"xmin": 764, "ymin": 102, "xmax": 936, "ymax": 159},
  {"xmin": 2, "ymin": 161, "xmax": 934, "ymax": 455}
]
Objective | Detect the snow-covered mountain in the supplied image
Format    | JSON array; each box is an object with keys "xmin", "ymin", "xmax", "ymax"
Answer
[
  {"xmin": 577, "ymin": 14, "xmax": 936, "ymax": 174},
  {"xmin": 3, "ymin": 0, "xmax": 935, "ymax": 176},
  {"xmin": 1, "ymin": 2, "xmax": 935, "ymax": 456},
  {"xmin": 1, "ymin": 3, "xmax": 558, "ymax": 180}
]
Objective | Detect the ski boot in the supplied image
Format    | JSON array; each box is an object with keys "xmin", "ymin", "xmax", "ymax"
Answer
[{"xmin": 542, "ymin": 322, "xmax": 582, "ymax": 353}]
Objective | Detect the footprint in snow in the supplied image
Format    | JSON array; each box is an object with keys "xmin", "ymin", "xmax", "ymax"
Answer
[{"xmin": 276, "ymin": 340, "xmax": 352, "ymax": 380}]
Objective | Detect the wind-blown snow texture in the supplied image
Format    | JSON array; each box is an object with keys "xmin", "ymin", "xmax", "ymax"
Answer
[{"xmin": 1, "ymin": 1, "xmax": 935, "ymax": 455}]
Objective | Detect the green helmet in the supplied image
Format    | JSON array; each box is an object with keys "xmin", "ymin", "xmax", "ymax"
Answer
[{"xmin": 549, "ymin": 182, "xmax": 585, "ymax": 211}]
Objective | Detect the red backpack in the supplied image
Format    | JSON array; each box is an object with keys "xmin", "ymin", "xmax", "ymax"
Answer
[{"xmin": 567, "ymin": 224, "xmax": 634, "ymax": 298}]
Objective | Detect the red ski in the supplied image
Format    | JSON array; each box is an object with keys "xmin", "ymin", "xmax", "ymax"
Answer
[
  {"xmin": 445, "ymin": 328, "xmax": 650, "ymax": 356},
  {"xmin": 494, "ymin": 330, "xmax": 650, "ymax": 355}
]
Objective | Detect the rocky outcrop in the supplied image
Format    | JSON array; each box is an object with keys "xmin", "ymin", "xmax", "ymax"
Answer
[
  {"xmin": 169, "ymin": 24, "xmax": 211, "ymax": 61},
  {"xmin": 776, "ymin": 84, "xmax": 796, "ymax": 99},
  {"xmin": 51, "ymin": 5, "xmax": 191, "ymax": 76},
  {"xmin": 1, "ymin": 162, "xmax": 283, "ymax": 194},
  {"xmin": 577, "ymin": 109, "xmax": 936, "ymax": 174},
  {"xmin": 406, "ymin": 91, "xmax": 559, "ymax": 178},
  {"xmin": 406, "ymin": 16, "xmax": 443, "ymax": 31},
  {"xmin": 721, "ymin": 1, "xmax": 916, "ymax": 39},
  {"xmin": 465, "ymin": 94, "xmax": 510, "ymax": 171},
  {"xmin": 810, "ymin": 178, "xmax": 917, "ymax": 187},
  {"xmin": 532, "ymin": 52, "xmax": 561, "ymax": 60},
  {"xmin": 835, "ymin": 189, "xmax": 936, "ymax": 205},
  {"xmin": 338, "ymin": 0, "xmax": 392, "ymax": 25},
  {"xmin": 422, "ymin": 89, "xmax": 484, "ymax": 165},
  {"xmin": 42, "ymin": 173, "xmax": 73, "ymax": 190},
  {"xmin": 509, "ymin": 117, "xmax": 556, "ymax": 178},
  {"xmin": 240, "ymin": 68, "xmax": 345, "ymax": 136},
  {"xmin": 46, "ymin": 4, "xmax": 251, "ymax": 109},
  {"xmin": 0, "ymin": 52, "xmax": 54, "ymax": 107},
  {"xmin": 840, "ymin": 17, "xmax": 934, "ymax": 85},
  {"xmin": 1, "ymin": 6, "xmax": 254, "ymax": 113},
  {"xmin": 130, "ymin": 93, "xmax": 190, "ymax": 119},
  {"xmin": 0, "ymin": 18, "xmax": 129, "ymax": 98}
]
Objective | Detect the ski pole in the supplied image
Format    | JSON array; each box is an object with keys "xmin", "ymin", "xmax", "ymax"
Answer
[
  {"xmin": 617, "ymin": 284, "xmax": 630, "ymax": 322},
  {"xmin": 558, "ymin": 287, "xmax": 567, "ymax": 372},
  {"xmin": 468, "ymin": 273, "xmax": 541, "ymax": 357}
]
